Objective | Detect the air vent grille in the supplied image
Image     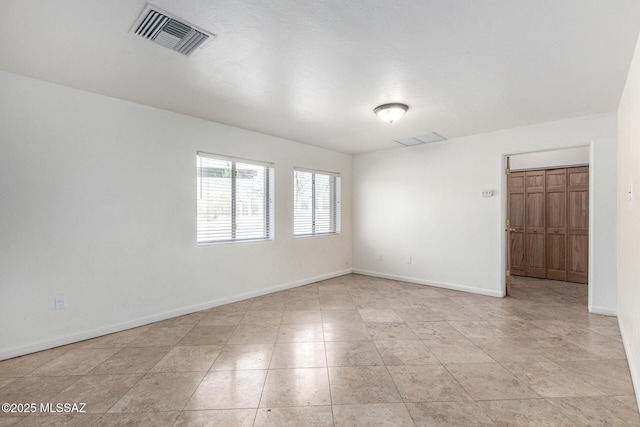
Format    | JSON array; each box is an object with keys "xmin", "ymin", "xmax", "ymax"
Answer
[
  {"xmin": 133, "ymin": 6, "xmax": 213, "ymax": 56},
  {"xmin": 395, "ymin": 132, "xmax": 446, "ymax": 147},
  {"xmin": 135, "ymin": 10, "xmax": 169, "ymax": 39}
]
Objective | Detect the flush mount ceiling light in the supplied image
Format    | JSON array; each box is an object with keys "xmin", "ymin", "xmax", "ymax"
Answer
[{"xmin": 374, "ymin": 103, "xmax": 408, "ymax": 124}]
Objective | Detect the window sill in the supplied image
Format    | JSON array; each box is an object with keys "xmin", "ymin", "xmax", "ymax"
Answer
[
  {"xmin": 294, "ymin": 233, "xmax": 341, "ymax": 239},
  {"xmin": 197, "ymin": 238, "xmax": 273, "ymax": 246}
]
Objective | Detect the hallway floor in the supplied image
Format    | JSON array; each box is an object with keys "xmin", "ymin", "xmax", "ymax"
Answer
[{"xmin": 0, "ymin": 274, "xmax": 638, "ymax": 426}]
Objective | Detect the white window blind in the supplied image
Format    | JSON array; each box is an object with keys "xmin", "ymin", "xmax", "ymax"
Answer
[
  {"xmin": 197, "ymin": 152, "xmax": 273, "ymax": 244},
  {"xmin": 294, "ymin": 169, "xmax": 340, "ymax": 237}
]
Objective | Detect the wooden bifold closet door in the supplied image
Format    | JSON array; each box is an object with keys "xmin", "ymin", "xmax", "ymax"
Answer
[{"xmin": 508, "ymin": 166, "xmax": 588, "ymax": 284}]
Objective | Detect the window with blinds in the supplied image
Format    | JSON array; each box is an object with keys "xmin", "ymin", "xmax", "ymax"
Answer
[
  {"xmin": 294, "ymin": 169, "xmax": 341, "ymax": 237},
  {"xmin": 197, "ymin": 152, "xmax": 274, "ymax": 244}
]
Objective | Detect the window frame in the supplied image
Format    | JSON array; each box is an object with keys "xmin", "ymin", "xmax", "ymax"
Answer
[
  {"xmin": 293, "ymin": 167, "xmax": 341, "ymax": 238},
  {"xmin": 196, "ymin": 151, "xmax": 274, "ymax": 245}
]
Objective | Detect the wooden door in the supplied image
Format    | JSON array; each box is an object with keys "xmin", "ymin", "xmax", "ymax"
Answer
[
  {"xmin": 525, "ymin": 171, "xmax": 546, "ymax": 278},
  {"xmin": 506, "ymin": 157, "xmax": 512, "ymax": 296},
  {"xmin": 508, "ymin": 172, "xmax": 526, "ymax": 276},
  {"xmin": 545, "ymin": 169, "xmax": 567, "ymax": 280},
  {"xmin": 567, "ymin": 167, "xmax": 589, "ymax": 283}
]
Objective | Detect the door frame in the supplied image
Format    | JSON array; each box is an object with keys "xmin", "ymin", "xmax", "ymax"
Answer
[{"xmin": 501, "ymin": 144, "xmax": 593, "ymax": 307}]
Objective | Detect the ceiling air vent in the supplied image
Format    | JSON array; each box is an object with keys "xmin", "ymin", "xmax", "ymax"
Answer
[
  {"xmin": 396, "ymin": 132, "xmax": 446, "ymax": 147},
  {"xmin": 133, "ymin": 5, "xmax": 214, "ymax": 56}
]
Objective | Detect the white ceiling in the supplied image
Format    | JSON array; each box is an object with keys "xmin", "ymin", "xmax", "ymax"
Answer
[{"xmin": 1, "ymin": 0, "xmax": 639, "ymax": 154}]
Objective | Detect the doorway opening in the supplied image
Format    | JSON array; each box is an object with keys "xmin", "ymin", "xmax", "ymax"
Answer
[{"xmin": 503, "ymin": 145, "xmax": 591, "ymax": 307}]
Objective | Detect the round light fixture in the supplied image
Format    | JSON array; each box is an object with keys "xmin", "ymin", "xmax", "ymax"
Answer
[{"xmin": 374, "ymin": 103, "xmax": 408, "ymax": 123}]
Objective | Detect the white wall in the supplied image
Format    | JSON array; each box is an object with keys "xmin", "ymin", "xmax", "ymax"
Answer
[
  {"xmin": 0, "ymin": 71, "xmax": 352, "ymax": 360},
  {"xmin": 510, "ymin": 145, "xmax": 590, "ymax": 170},
  {"xmin": 353, "ymin": 113, "xmax": 618, "ymax": 313},
  {"xmin": 617, "ymin": 33, "xmax": 640, "ymax": 412}
]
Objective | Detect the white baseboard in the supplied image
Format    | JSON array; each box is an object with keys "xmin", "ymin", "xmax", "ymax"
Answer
[
  {"xmin": 352, "ymin": 269, "xmax": 503, "ymax": 298},
  {"xmin": 0, "ymin": 269, "xmax": 353, "ymax": 361},
  {"xmin": 588, "ymin": 305, "xmax": 617, "ymax": 316},
  {"xmin": 618, "ymin": 317, "xmax": 640, "ymax": 414}
]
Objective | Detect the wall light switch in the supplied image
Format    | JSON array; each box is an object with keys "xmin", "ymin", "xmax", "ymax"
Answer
[
  {"xmin": 481, "ymin": 190, "xmax": 493, "ymax": 197},
  {"xmin": 55, "ymin": 295, "xmax": 66, "ymax": 310}
]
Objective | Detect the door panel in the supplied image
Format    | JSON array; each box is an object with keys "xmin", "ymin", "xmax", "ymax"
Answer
[
  {"xmin": 525, "ymin": 171, "xmax": 545, "ymax": 278},
  {"xmin": 546, "ymin": 233, "xmax": 566, "ymax": 280},
  {"xmin": 568, "ymin": 191, "xmax": 589, "ymax": 229},
  {"xmin": 546, "ymin": 169, "xmax": 567, "ymax": 280},
  {"xmin": 527, "ymin": 233, "xmax": 546, "ymax": 278},
  {"xmin": 547, "ymin": 192, "xmax": 566, "ymax": 227},
  {"xmin": 508, "ymin": 172, "xmax": 526, "ymax": 276},
  {"xmin": 546, "ymin": 169, "xmax": 567, "ymax": 191},
  {"xmin": 567, "ymin": 167, "xmax": 589, "ymax": 283},
  {"xmin": 569, "ymin": 169, "xmax": 589, "ymax": 187},
  {"xmin": 511, "ymin": 232, "xmax": 525, "ymax": 275},
  {"xmin": 526, "ymin": 172, "xmax": 545, "ymax": 191},
  {"xmin": 568, "ymin": 234, "xmax": 588, "ymax": 282},
  {"xmin": 527, "ymin": 192, "xmax": 545, "ymax": 228},
  {"xmin": 510, "ymin": 193, "xmax": 526, "ymax": 227},
  {"xmin": 506, "ymin": 157, "xmax": 513, "ymax": 295}
]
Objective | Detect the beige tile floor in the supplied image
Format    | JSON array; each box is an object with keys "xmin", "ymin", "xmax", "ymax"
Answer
[{"xmin": 0, "ymin": 274, "xmax": 639, "ymax": 426}]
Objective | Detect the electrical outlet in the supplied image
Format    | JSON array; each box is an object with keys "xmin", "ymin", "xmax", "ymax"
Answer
[
  {"xmin": 628, "ymin": 185, "xmax": 633, "ymax": 203},
  {"xmin": 481, "ymin": 190, "xmax": 493, "ymax": 197},
  {"xmin": 55, "ymin": 295, "xmax": 66, "ymax": 310},
  {"xmin": 298, "ymin": 258, "xmax": 304, "ymax": 267},
  {"xmin": 378, "ymin": 254, "xmax": 384, "ymax": 261}
]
